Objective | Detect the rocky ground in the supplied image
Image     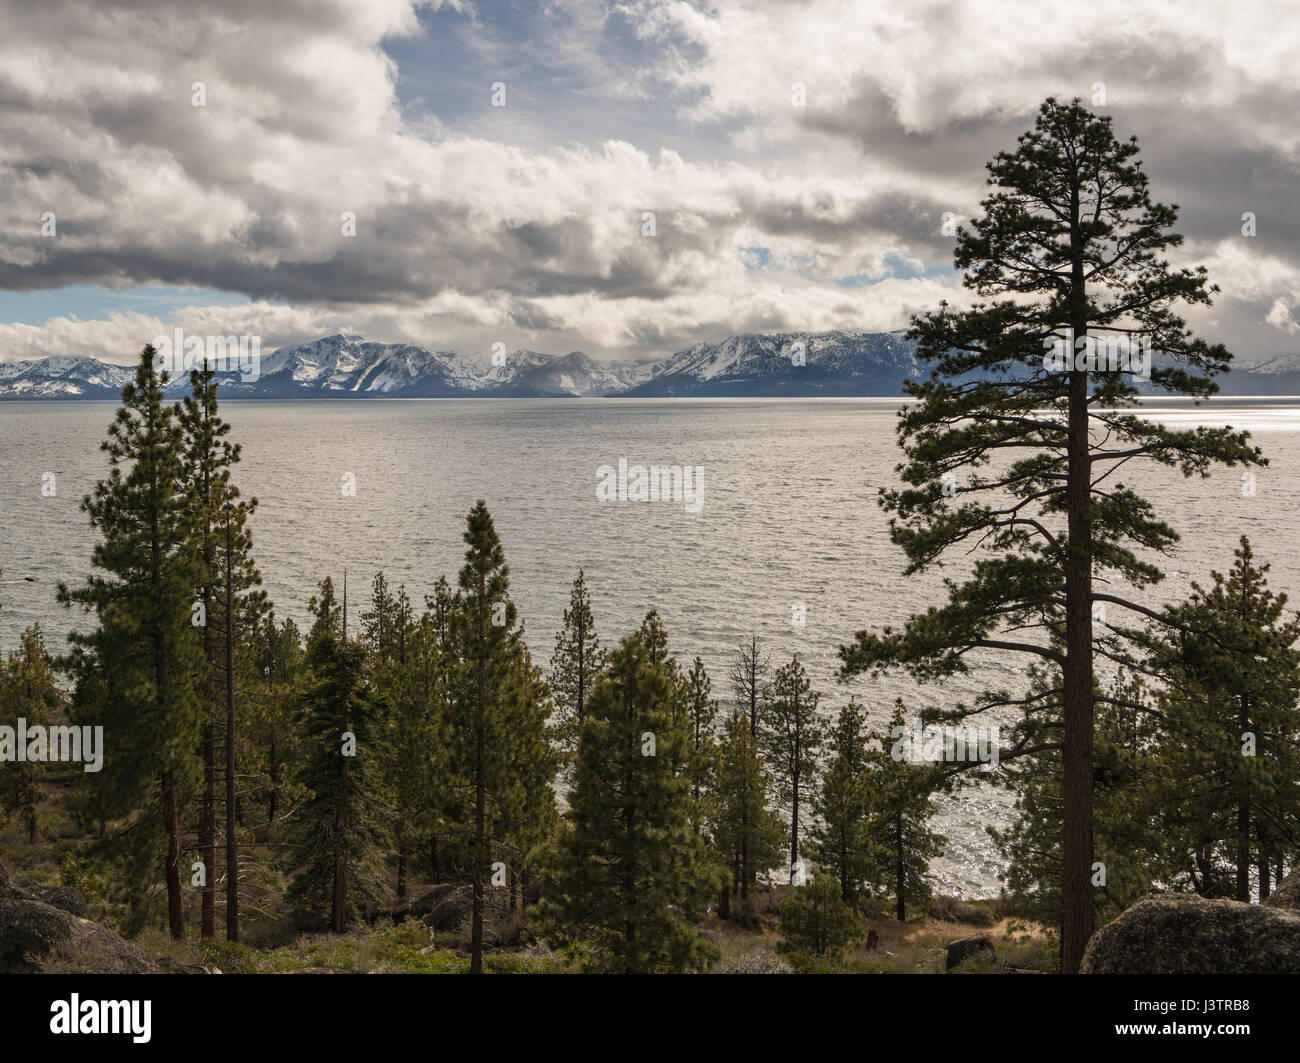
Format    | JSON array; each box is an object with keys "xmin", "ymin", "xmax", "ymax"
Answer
[{"xmin": 1, "ymin": 849, "xmax": 1056, "ymax": 974}]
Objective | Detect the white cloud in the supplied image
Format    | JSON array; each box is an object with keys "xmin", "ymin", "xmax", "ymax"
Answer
[{"xmin": 0, "ymin": 0, "xmax": 1296, "ymax": 360}]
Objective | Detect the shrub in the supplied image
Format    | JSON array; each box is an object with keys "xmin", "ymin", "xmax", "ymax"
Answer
[{"xmin": 777, "ymin": 874, "xmax": 862, "ymax": 960}]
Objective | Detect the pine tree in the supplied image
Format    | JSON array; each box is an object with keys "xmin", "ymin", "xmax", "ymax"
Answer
[
  {"xmin": 727, "ymin": 632, "xmax": 772, "ymax": 896},
  {"xmin": 361, "ymin": 572, "xmax": 403, "ymax": 678},
  {"xmin": 761, "ymin": 655, "xmax": 824, "ymax": 880},
  {"xmin": 638, "ymin": 610, "xmax": 687, "ymax": 776},
  {"xmin": 447, "ymin": 501, "xmax": 549, "ymax": 973},
  {"xmin": 248, "ymin": 614, "xmax": 304, "ymax": 836},
  {"xmin": 1143, "ymin": 538, "xmax": 1300, "ymax": 900},
  {"xmin": 713, "ymin": 709, "xmax": 784, "ymax": 906},
  {"xmin": 839, "ymin": 98, "xmax": 1263, "ymax": 970},
  {"xmin": 0, "ymin": 626, "xmax": 61, "ymax": 843},
  {"xmin": 810, "ymin": 699, "xmax": 875, "ymax": 905},
  {"xmin": 363, "ymin": 574, "xmax": 420, "ymax": 897},
  {"xmin": 179, "ymin": 360, "xmax": 266, "ymax": 940},
  {"xmin": 287, "ymin": 578, "xmax": 389, "ymax": 932},
  {"xmin": 60, "ymin": 344, "xmax": 203, "ymax": 938},
  {"xmin": 540, "ymin": 633, "xmax": 719, "ymax": 972},
  {"xmin": 423, "ymin": 575, "xmax": 458, "ymax": 883},
  {"xmin": 990, "ymin": 669, "xmax": 1165, "ymax": 939},
  {"xmin": 491, "ymin": 645, "xmax": 557, "ymax": 911},
  {"xmin": 778, "ymin": 871, "xmax": 862, "ymax": 963},
  {"xmin": 682, "ymin": 656, "xmax": 719, "ymax": 837},
  {"xmin": 729, "ymin": 632, "xmax": 770, "ymax": 737},
  {"xmin": 550, "ymin": 570, "xmax": 602, "ymax": 781},
  {"xmin": 870, "ymin": 702, "xmax": 945, "ymax": 921}
]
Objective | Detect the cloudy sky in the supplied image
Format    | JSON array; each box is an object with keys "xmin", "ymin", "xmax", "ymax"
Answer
[{"xmin": 0, "ymin": 0, "xmax": 1296, "ymax": 364}]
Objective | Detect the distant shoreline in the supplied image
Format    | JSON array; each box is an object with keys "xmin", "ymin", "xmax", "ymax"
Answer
[{"xmin": 6, "ymin": 394, "xmax": 1300, "ymax": 405}]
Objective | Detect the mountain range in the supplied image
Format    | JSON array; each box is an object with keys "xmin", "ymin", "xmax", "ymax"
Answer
[{"xmin": 1, "ymin": 331, "xmax": 1298, "ymax": 399}]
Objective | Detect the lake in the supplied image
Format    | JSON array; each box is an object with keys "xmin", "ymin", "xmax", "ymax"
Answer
[{"xmin": 3, "ymin": 396, "xmax": 1299, "ymax": 896}]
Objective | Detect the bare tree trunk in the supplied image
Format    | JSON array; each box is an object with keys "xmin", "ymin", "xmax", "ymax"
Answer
[
  {"xmin": 789, "ymin": 767, "xmax": 800, "ymax": 881},
  {"xmin": 163, "ymin": 769, "xmax": 185, "ymax": 939},
  {"xmin": 1235, "ymin": 691, "xmax": 1251, "ymax": 903},
  {"xmin": 267, "ymin": 736, "xmax": 278, "ymax": 828},
  {"xmin": 470, "ymin": 669, "xmax": 486, "ymax": 974},
  {"xmin": 224, "ymin": 533, "xmax": 239, "ymax": 940},
  {"xmin": 332, "ymin": 759, "xmax": 349, "ymax": 933},
  {"xmin": 895, "ymin": 813, "xmax": 905, "ymax": 921},
  {"xmin": 201, "ymin": 724, "xmax": 216, "ymax": 936}
]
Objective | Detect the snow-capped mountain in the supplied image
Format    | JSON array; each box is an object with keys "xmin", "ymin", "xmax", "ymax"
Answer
[
  {"xmin": 0, "ymin": 356, "xmax": 134, "ymax": 398},
  {"xmin": 626, "ymin": 329, "xmax": 921, "ymax": 396},
  {"xmin": 1220, "ymin": 354, "xmax": 1300, "ymax": 395},
  {"xmin": 1, "ymin": 331, "xmax": 1296, "ymax": 399},
  {"xmin": 479, "ymin": 350, "xmax": 651, "ymax": 397},
  {"xmin": 224, "ymin": 334, "xmax": 477, "ymax": 396}
]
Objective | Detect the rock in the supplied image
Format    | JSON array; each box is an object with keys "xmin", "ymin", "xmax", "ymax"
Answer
[
  {"xmin": 0, "ymin": 858, "xmax": 91, "ymax": 917},
  {"xmin": 0, "ymin": 898, "xmax": 158, "ymax": 974},
  {"xmin": 946, "ymin": 935, "xmax": 996, "ymax": 971},
  {"xmin": 1265, "ymin": 871, "xmax": 1300, "ymax": 913},
  {"xmin": 1082, "ymin": 895, "xmax": 1300, "ymax": 974},
  {"xmin": 21, "ymin": 884, "xmax": 90, "ymax": 918}
]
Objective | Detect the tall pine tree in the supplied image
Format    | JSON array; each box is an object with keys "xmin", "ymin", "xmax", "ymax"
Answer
[
  {"xmin": 0, "ymin": 626, "xmax": 60, "ymax": 843},
  {"xmin": 179, "ymin": 360, "xmax": 265, "ymax": 940},
  {"xmin": 761, "ymin": 655, "xmax": 824, "ymax": 880},
  {"xmin": 287, "ymin": 577, "xmax": 389, "ymax": 932},
  {"xmin": 541, "ymin": 632, "xmax": 719, "ymax": 972},
  {"xmin": 871, "ymin": 702, "xmax": 946, "ymax": 921},
  {"xmin": 550, "ymin": 570, "xmax": 602, "ymax": 782},
  {"xmin": 810, "ymin": 699, "xmax": 876, "ymax": 906},
  {"xmin": 839, "ymin": 98, "xmax": 1263, "ymax": 970},
  {"xmin": 60, "ymin": 344, "xmax": 203, "ymax": 938},
  {"xmin": 1143, "ymin": 538, "xmax": 1300, "ymax": 900},
  {"xmin": 713, "ymin": 708, "xmax": 784, "ymax": 908},
  {"xmin": 447, "ymin": 501, "xmax": 552, "ymax": 972}
]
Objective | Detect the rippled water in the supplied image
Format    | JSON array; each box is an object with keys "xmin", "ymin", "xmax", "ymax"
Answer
[{"xmin": 3, "ymin": 397, "xmax": 1299, "ymax": 896}]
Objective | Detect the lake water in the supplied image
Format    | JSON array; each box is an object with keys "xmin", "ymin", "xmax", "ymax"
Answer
[{"xmin": 3, "ymin": 396, "xmax": 1299, "ymax": 896}]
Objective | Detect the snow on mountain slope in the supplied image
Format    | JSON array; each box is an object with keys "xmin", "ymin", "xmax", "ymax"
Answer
[
  {"xmin": 627, "ymin": 329, "xmax": 921, "ymax": 396},
  {"xmin": 479, "ymin": 350, "xmax": 647, "ymax": 396},
  {"xmin": 4, "ymin": 332, "xmax": 1294, "ymax": 399},
  {"xmin": 227, "ymin": 334, "xmax": 476, "ymax": 395},
  {"xmin": 0, "ymin": 357, "xmax": 134, "ymax": 398}
]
